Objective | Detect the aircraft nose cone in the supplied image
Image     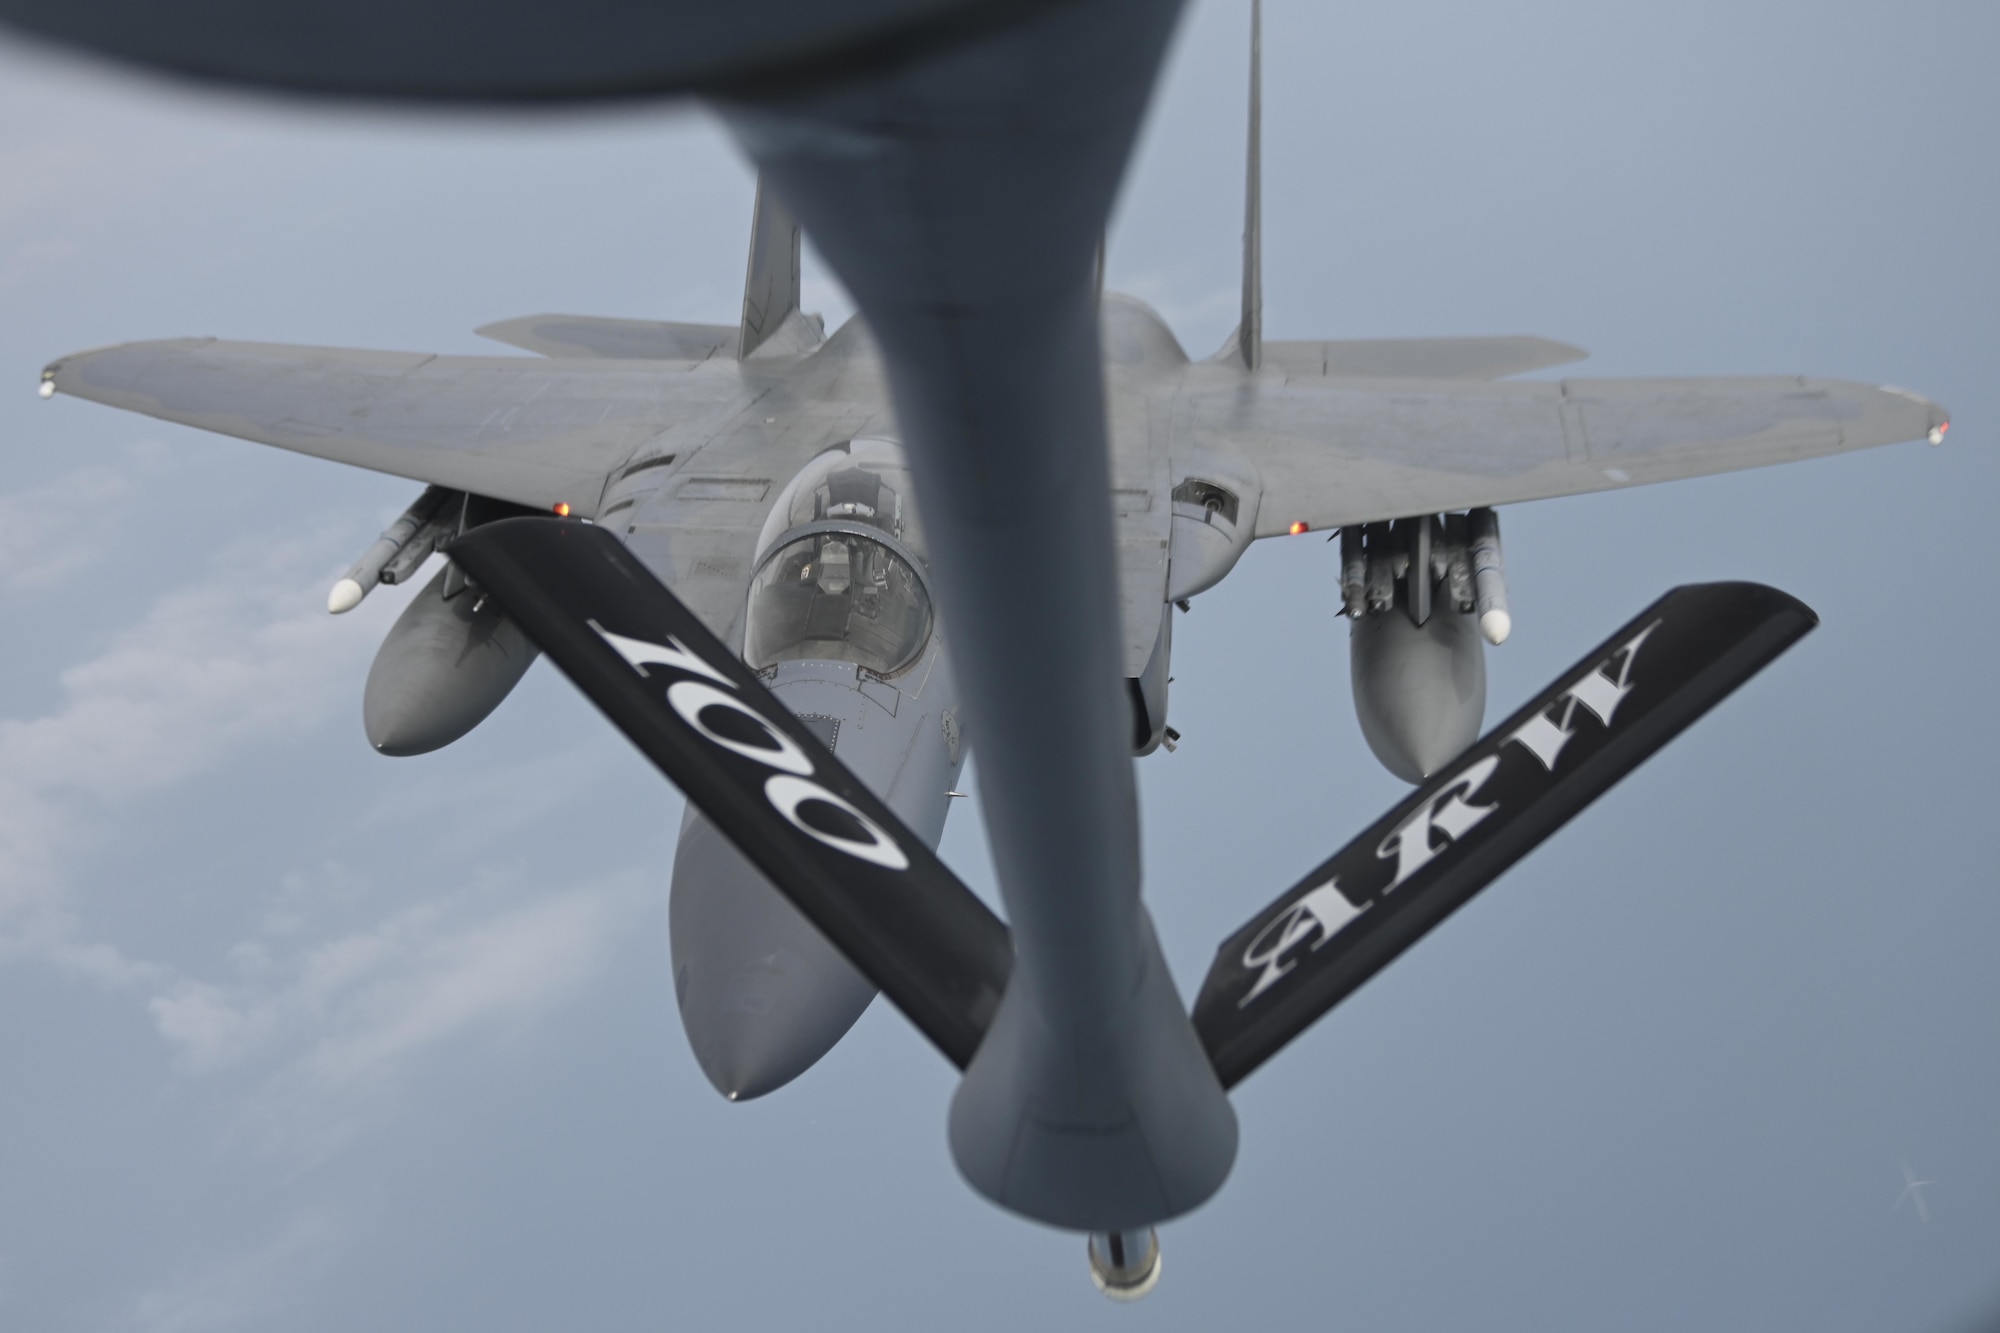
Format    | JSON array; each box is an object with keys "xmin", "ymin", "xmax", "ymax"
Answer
[
  {"xmin": 690, "ymin": 958, "xmax": 874, "ymax": 1102},
  {"xmin": 670, "ymin": 813, "xmax": 876, "ymax": 1101}
]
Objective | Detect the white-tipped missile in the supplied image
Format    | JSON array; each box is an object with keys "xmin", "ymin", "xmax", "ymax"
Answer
[
  {"xmin": 328, "ymin": 535, "xmax": 402, "ymax": 613},
  {"xmin": 326, "ymin": 486, "xmax": 455, "ymax": 615},
  {"xmin": 327, "ymin": 577, "xmax": 366, "ymax": 614},
  {"xmin": 1467, "ymin": 506, "xmax": 1510, "ymax": 645}
]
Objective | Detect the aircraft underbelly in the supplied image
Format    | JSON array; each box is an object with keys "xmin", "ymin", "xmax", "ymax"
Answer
[
  {"xmin": 668, "ymin": 654, "xmax": 964, "ymax": 1101},
  {"xmin": 1109, "ymin": 396, "xmax": 1171, "ymax": 679}
]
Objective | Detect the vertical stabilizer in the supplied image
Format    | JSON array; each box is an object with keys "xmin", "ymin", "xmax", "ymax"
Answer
[
  {"xmin": 1238, "ymin": 0, "xmax": 1261, "ymax": 371},
  {"xmin": 1213, "ymin": 0, "xmax": 1262, "ymax": 370},
  {"xmin": 739, "ymin": 177, "xmax": 804, "ymax": 359}
]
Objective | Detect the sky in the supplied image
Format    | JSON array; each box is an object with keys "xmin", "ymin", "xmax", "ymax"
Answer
[{"xmin": 1, "ymin": 1, "xmax": 1997, "ymax": 1328}]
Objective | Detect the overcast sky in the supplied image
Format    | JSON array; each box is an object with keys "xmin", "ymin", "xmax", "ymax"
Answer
[{"xmin": 2, "ymin": 1, "xmax": 1997, "ymax": 1329}]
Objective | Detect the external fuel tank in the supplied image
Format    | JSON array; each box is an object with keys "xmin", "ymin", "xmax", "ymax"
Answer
[
  {"xmin": 670, "ymin": 658, "xmax": 963, "ymax": 1099},
  {"xmin": 362, "ymin": 564, "xmax": 540, "ymax": 756},
  {"xmin": 1350, "ymin": 596, "xmax": 1485, "ymax": 782},
  {"xmin": 1346, "ymin": 517, "xmax": 1486, "ymax": 782}
]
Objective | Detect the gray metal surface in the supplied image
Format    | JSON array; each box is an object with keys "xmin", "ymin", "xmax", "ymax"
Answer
[
  {"xmin": 1349, "ymin": 600, "xmax": 1487, "ymax": 784},
  {"xmin": 362, "ymin": 565, "xmax": 541, "ymax": 756},
  {"xmin": 1262, "ymin": 334, "xmax": 1588, "ymax": 381},
  {"xmin": 726, "ymin": 0, "xmax": 1239, "ymax": 1227},
  {"xmin": 474, "ymin": 316, "xmax": 738, "ymax": 361},
  {"xmin": 42, "ymin": 339, "xmax": 754, "ymax": 518},
  {"xmin": 1198, "ymin": 372, "xmax": 1946, "ymax": 538},
  {"xmin": 737, "ymin": 179, "xmax": 807, "ymax": 360},
  {"xmin": 1222, "ymin": 0, "xmax": 1260, "ymax": 373},
  {"xmin": 669, "ymin": 436, "xmax": 967, "ymax": 1097},
  {"xmin": 0, "ymin": 0, "xmax": 1064, "ymax": 99},
  {"xmin": 671, "ymin": 655, "xmax": 962, "ymax": 1099},
  {"xmin": 46, "ymin": 323, "xmax": 1944, "ymax": 671}
]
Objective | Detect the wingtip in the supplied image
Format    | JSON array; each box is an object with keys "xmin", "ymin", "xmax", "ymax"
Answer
[{"xmin": 1874, "ymin": 383, "xmax": 1952, "ymax": 445}]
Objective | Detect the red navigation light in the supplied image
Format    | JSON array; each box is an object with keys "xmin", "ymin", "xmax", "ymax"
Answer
[
  {"xmin": 553, "ymin": 502, "xmax": 572, "ymax": 517},
  {"xmin": 1289, "ymin": 521, "xmax": 1309, "ymax": 535}
]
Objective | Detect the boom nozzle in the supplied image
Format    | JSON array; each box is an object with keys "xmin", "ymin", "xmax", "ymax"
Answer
[{"xmin": 1087, "ymin": 1229, "xmax": 1161, "ymax": 1301}]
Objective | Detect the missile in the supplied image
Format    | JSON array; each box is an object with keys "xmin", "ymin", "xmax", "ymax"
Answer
[
  {"xmin": 327, "ymin": 486, "xmax": 456, "ymax": 614},
  {"xmin": 1467, "ymin": 506, "xmax": 1510, "ymax": 645}
]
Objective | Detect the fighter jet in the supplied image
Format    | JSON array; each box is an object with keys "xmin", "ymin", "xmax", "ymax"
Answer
[{"xmin": 8, "ymin": 0, "xmax": 1949, "ymax": 1296}]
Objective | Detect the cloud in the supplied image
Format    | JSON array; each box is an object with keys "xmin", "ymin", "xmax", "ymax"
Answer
[
  {"xmin": 0, "ymin": 480, "xmax": 645, "ymax": 1168},
  {"xmin": 0, "ymin": 443, "xmax": 172, "ymax": 594},
  {"xmin": 166, "ymin": 876, "xmax": 646, "ymax": 1167},
  {"xmin": 0, "ymin": 525, "xmax": 381, "ymax": 980},
  {"xmin": 129, "ymin": 1213, "xmax": 335, "ymax": 1333},
  {"xmin": 148, "ymin": 881, "xmax": 632, "ymax": 1079},
  {"xmin": 305, "ymin": 888, "xmax": 622, "ymax": 1084}
]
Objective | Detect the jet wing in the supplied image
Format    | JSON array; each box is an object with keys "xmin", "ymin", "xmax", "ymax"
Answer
[
  {"xmin": 474, "ymin": 315, "xmax": 739, "ymax": 361},
  {"xmin": 41, "ymin": 335, "xmax": 831, "ymax": 636},
  {"xmin": 1197, "ymin": 374, "xmax": 1949, "ymax": 536},
  {"xmin": 43, "ymin": 337, "xmax": 754, "ymax": 517},
  {"xmin": 1261, "ymin": 335, "xmax": 1587, "ymax": 381}
]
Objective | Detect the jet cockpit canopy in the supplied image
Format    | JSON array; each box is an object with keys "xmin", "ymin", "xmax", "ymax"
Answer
[{"xmin": 745, "ymin": 438, "xmax": 933, "ymax": 676}]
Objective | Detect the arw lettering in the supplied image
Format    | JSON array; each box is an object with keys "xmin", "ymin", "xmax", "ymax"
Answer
[
  {"xmin": 1377, "ymin": 754, "xmax": 1502, "ymax": 892},
  {"xmin": 1239, "ymin": 878, "xmax": 1368, "ymax": 1006},
  {"xmin": 1507, "ymin": 621, "xmax": 1658, "ymax": 771}
]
